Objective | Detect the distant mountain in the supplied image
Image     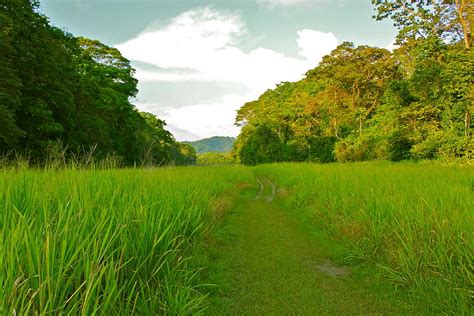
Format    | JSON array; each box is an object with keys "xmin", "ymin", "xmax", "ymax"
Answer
[{"xmin": 184, "ymin": 136, "xmax": 235, "ymax": 153}]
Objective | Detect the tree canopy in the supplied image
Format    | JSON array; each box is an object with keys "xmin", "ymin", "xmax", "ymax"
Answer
[
  {"xmin": 0, "ymin": 0, "xmax": 195, "ymax": 166},
  {"xmin": 234, "ymin": 1, "xmax": 473, "ymax": 165}
]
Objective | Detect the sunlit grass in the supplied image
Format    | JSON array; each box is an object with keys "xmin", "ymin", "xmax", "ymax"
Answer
[
  {"xmin": 0, "ymin": 165, "xmax": 253, "ymax": 314},
  {"xmin": 2, "ymin": 162, "xmax": 472, "ymax": 314},
  {"xmin": 255, "ymin": 162, "xmax": 473, "ymax": 314}
]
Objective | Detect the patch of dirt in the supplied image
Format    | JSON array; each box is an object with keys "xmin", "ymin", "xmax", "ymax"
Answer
[
  {"xmin": 313, "ymin": 260, "xmax": 351, "ymax": 277},
  {"xmin": 211, "ymin": 197, "xmax": 232, "ymax": 222},
  {"xmin": 276, "ymin": 187, "xmax": 290, "ymax": 198},
  {"xmin": 234, "ymin": 182, "xmax": 253, "ymax": 190}
]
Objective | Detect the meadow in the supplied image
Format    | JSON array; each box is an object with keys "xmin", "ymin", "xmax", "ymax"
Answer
[
  {"xmin": 1, "ymin": 162, "xmax": 472, "ymax": 314},
  {"xmin": 254, "ymin": 162, "xmax": 473, "ymax": 314},
  {"xmin": 0, "ymin": 165, "xmax": 254, "ymax": 314}
]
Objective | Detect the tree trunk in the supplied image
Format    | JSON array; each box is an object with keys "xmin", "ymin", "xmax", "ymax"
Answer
[{"xmin": 456, "ymin": 0, "xmax": 473, "ymax": 49}]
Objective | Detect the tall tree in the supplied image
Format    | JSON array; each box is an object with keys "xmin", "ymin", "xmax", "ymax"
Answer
[
  {"xmin": 0, "ymin": 0, "xmax": 23, "ymax": 147},
  {"xmin": 372, "ymin": 0, "xmax": 473, "ymax": 49},
  {"xmin": 307, "ymin": 43, "xmax": 399, "ymax": 136},
  {"xmin": 0, "ymin": 0, "xmax": 190, "ymax": 166}
]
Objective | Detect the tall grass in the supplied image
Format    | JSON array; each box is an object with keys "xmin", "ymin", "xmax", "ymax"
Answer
[
  {"xmin": 0, "ymin": 165, "xmax": 253, "ymax": 314},
  {"xmin": 255, "ymin": 162, "xmax": 473, "ymax": 314},
  {"xmin": 2, "ymin": 161, "xmax": 472, "ymax": 313}
]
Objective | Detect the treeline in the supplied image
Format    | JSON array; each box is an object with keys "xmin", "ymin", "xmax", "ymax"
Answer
[
  {"xmin": 235, "ymin": 0, "xmax": 473, "ymax": 165},
  {"xmin": 0, "ymin": 0, "xmax": 196, "ymax": 166},
  {"xmin": 196, "ymin": 152, "xmax": 234, "ymax": 165}
]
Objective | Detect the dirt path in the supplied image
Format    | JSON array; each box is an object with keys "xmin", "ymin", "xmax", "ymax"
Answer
[{"xmin": 204, "ymin": 178, "xmax": 415, "ymax": 315}]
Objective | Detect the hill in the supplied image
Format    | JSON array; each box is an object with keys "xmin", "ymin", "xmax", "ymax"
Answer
[{"xmin": 185, "ymin": 136, "xmax": 235, "ymax": 153}]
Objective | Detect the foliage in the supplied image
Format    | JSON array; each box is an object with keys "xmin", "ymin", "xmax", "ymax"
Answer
[
  {"xmin": 172, "ymin": 143, "xmax": 197, "ymax": 166},
  {"xmin": 185, "ymin": 136, "xmax": 235, "ymax": 154},
  {"xmin": 0, "ymin": 165, "xmax": 254, "ymax": 314},
  {"xmin": 0, "ymin": 0, "xmax": 191, "ymax": 166},
  {"xmin": 387, "ymin": 131, "xmax": 413, "ymax": 161},
  {"xmin": 234, "ymin": 3, "xmax": 473, "ymax": 165},
  {"xmin": 239, "ymin": 124, "xmax": 284, "ymax": 165},
  {"xmin": 197, "ymin": 152, "xmax": 234, "ymax": 165},
  {"xmin": 255, "ymin": 162, "xmax": 474, "ymax": 314},
  {"xmin": 307, "ymin": 136, "xmax": 337, "ymax": 163},
  {"xmin": 372, "ymin": 0, "xmax": 473, "ymax": 49}
]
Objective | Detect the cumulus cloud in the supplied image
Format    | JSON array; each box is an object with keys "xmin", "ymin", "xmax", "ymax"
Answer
[
  {"xmin": 297, "ymin": 29, "xmax": 338, "ymax": 64},
  {"xmin": 119, "ymin": 8, "xmax": 244, "ymax": 68},
  {"xmin": 155, "ymin": 95, "xmax": 246, "ymax": 141},
  {"xmin": 116, "ymin": 7, "xmax": 338, "ymax": 140},
  {"xmin": 117, "ymin": 8, "xmax": 321, "ymax": 92}
]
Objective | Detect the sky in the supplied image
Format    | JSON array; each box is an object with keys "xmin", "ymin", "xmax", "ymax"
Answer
[{"xmin": 40, "ymin": 0, "xmax": 397, "ymax": 141}]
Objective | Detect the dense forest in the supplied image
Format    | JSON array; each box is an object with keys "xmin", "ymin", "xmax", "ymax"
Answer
[
  {"xmin": 1, "ymin": 1, "xmax": 472, "ymax": 167},
  {"xmin": 0, "ymin": 0, "xmax": 196, "ymax": 166},
  {"xmin": 234, "ymin": 0, "xmax": 473, "ymax": 165}
]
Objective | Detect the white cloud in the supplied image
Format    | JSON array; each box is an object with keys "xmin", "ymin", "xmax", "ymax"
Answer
[
  {"xmin": 117, "ymin": 7, "xmax": 338, "ymax": 140},
  {"xmin": 155, "ymin": 94, "xmax": 248, "ymax": 141},
  {"xmin": 384, "ymin": 39, "xmax": 400, "ymax": 51},
  {"xmin": 117, "ymin": 8, "xmax": 317, "ymax": 93},
  {"xmin": 117, "ymin": 8, "xmax": 244, "ymax": 71},
  {"xmin": 297, "ymin": 29, "xmax": 338, "ymax": 64}
]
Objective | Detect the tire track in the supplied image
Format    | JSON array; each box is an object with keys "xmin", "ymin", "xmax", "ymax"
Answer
[
  {"xmin": 263, "ymin": 177, "xmax": 276, "ymax": 202},
  {"xmin": 254, "ymin": 177, "xmax": 276, "ymax": 201},
  {"xmin": 253, "ymin": 177, "xmax": 265, "ymax": 200}
]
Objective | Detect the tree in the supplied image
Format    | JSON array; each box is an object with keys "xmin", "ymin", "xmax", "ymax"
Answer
[
  {"xmin": 372, "ymin": 0, "xmax": 473, "ymax": 49},
  {"xmin": 0, "ymin": 7, "xmax": 23, "ymax": 147},
  {"xmin": 0, "ymin": 0, "xmax": 183, "ymax": 166},
  {"xmin": 172, "ymin": 144, "xmax": 197, "ymax": 166},
  {"xmin": 238, "ymin": 124, "xmax": 284, "ymax": 165},
  {"xmin": 196, "ymin": 152, "xmax": 234, "ymax": 165},
  {"xmin": 138, "ymin": 112, "xmax": 175, "ymax": 165},
  {"xmin": 307, "ymin": 43, "xmax": 400, "ymax": 136}
]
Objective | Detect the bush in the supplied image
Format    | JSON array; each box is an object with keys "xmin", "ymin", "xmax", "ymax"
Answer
[
  {"xmin": 335, "ymin": 134, "xmax": 387, "ymax": 162},
  {"xmin": 284, "ymin": 139, "xmax": 309, "ymax": 162},
  {"xmin": 387, "ymin": 132, "xmax": 413, "ymax": 161},
  {"xmin": 309, "ymin": 136, "xmax": 337, "ymax": 163}
]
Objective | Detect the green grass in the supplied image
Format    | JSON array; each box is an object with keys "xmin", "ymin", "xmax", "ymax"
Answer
[
  {"xmin": 253, "ymin": 162, "xmax": 474, "ymax": 314},
  {"xmin": 0, "ymin": 165, "xmax": 254, "ymax": 314},
  {"xmin": 1, "ymin": 162, "xmax": 472, "ymax": 314},
  {"xmin": 201, "ymin": 180, "xmax": 419, "ymax": 315}
]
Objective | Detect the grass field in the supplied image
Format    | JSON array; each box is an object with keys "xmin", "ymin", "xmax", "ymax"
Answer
[
  {"xmin": 254, "ymin": 162, "xmax": 474, "ymax": 314},
  {"xmin": 0, "ymin": 165, "xmax": 253, "ymax": 314},
  {"xmin": 1, "ymin": 162, "xmax": 472, "ymax": 314}
]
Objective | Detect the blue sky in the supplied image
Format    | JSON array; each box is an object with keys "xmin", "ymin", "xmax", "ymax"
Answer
[{"xmin": 40, "ymin": 0, "xmax": 397, "ymax": 140}]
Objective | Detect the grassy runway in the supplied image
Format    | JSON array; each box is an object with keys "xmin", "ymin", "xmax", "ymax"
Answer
[{"xmin": 204, "ymin": 177, "xmax": 417, "ymax": 315}]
